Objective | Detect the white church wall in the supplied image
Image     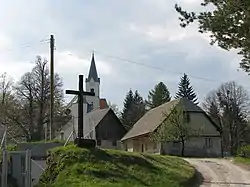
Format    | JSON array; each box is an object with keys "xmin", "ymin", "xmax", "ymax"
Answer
[{"xmin": 86, "ymin": 78, "xmax": 100, "ymax": 97}]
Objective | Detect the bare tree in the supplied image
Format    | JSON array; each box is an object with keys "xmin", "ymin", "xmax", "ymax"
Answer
[
  {"xmin": 0, "ymin": 72, "xmax": 13, "ymax": 105},
  {"xmin": 203, "ymin": 81, "xmax": 250, "ymax": 155},
  {"xmin": 5, "ymin": 56, "xmax": 67, "ymax": 142}
]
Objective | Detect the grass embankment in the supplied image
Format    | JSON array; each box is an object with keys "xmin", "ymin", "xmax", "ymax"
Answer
[{"xmin": 36, "ymin": 145, "xmax": 195, "ymax": 187}]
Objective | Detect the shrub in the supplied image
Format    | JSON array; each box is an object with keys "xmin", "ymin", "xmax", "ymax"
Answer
[{"xmin": 237, "ymin": 145, "xmax": 250, "ymax": 158}]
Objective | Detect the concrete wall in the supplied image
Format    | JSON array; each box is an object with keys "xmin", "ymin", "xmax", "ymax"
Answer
[{"xmin": 16, "ymin": 142, "xmax": 64, "ymax": 159}]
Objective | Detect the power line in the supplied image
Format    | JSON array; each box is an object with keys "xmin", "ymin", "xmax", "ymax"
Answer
[
  {"xmin": 65, "ymin": 49, "xmax": 250, "ymax": 89},
  {"xmin": 93, "ymin": 50, "xmax": 240, "ymax": 83},
  {"xmin": 0, "ymin": 39, "xmax": 49, "ymax": 53}
]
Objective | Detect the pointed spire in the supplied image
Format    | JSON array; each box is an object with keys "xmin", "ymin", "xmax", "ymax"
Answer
[{"xmin": 86, "ymin": 52, "xmax": 100, "ymax": 82}]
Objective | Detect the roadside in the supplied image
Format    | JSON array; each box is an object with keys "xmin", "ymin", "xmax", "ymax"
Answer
[
  {"xmin": 184, "ymin": 158, "xmax": 250, "ymax": 187},
  {"xmin": 234, "ymin": 157, "xmax": 250, "ymax": 171}
]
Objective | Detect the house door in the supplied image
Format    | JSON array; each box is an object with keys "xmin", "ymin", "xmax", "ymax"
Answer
[{"xmin": 141, "ymin": 144, "xmax": 144, "ymax": 152}]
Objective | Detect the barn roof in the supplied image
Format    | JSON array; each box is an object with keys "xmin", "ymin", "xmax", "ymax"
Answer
[{"xmin": 121, "ymin": 98, "xmax": 209, "ymax": 141}]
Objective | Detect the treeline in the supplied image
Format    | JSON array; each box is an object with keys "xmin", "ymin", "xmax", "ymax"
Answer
[
  {"xmin": 0, "ymin": 56, "xmax": 70, "ymax": 142},
  {"xmin": 120, "ymin": 73, "xmax": 198, "ymax": 130},
  {"xmin": 118, "ymin": 74, "xmax": 250, "ymax": 156}
]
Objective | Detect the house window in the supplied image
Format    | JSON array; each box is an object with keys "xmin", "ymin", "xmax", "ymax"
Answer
[
  {"xmin": 145, "ymin": 143, "xmax": 148, "ymax": 151},
  {"xmin": 112, "ymin": 141, "xmax": 117, "ymax": 147},
  {"xmin": 90, "ymin": 88, "xmax": 94, "ymax": 93},
  {"xmin": 184, "ymin": 112, "xmax": 190, "ymax": 123},
  {"xmin": 97, "ymin": 140, "xmax": 101, "ymax": 146},
  {"xmin": 205, "ymin": 138, "xmax": 212, "ymax": 148}
]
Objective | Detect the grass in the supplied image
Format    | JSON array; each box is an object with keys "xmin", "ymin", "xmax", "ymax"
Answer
[
  {"xmin": 36, "ymin": 145, "xmax": 195, "ymax": 187},
  {"xmin": 234, "ymin": 157, "xmax": 250, "ymax": 165}
]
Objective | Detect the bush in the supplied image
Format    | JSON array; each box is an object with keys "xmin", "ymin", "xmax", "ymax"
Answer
[{"xmin": 237, "ymin": 145, "xmax": 250, "ymax": 158}]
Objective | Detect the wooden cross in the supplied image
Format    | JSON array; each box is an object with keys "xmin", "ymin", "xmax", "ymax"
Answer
[{"xmin": 66, "ymin": 75, "xmax": 95, "ymax": 139}]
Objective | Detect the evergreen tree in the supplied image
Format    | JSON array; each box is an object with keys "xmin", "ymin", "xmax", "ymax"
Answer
[
  {"xmin": 175, "ymin": 73, "xmax": 198, "ymax": 104},
  {"xmin": 121, "ymin": 89, "xmax": 146, "ymax": 130},
  {"xmin": 133, "ymin": 90, "xmax": 146, "ymax": 121},
  {"xmin": 147, "ymin": 82, "xmax": 171, "ymax": 109},
  {"xmin": 121, "ymin": 89, "xmax": 134, "ymax": 130}
]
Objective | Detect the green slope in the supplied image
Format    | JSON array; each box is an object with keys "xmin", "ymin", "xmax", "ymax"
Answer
[{"xmin": 36, "ymin": 145, "xmax": 195, "ymax": 187}]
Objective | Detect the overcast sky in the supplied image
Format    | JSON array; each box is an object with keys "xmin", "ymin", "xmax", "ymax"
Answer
[{"xmin": 0, "ymin": 0, "xmax": 249, "ymax": 109}]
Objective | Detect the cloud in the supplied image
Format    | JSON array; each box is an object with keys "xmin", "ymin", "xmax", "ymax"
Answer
[{"xmin": 0, "ymin": 0, "xmax": 249, "ymax": 110}]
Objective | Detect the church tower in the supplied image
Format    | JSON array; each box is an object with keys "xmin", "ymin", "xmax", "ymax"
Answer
[{"xmin": 85, "ymin": 53, "xmax": 100, "ymax": 111}]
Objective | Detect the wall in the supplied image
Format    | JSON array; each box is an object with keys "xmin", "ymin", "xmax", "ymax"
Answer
[
  {"xmin": 123, "ymin": 136, "xmax": 161, "ymax": 154},
  {"xmin": 162, "ymin": 111, "xmax": 222, "ymax": 157},
  {"xmin": 16, "ymin": 142, "xmax": 64, "ymax": 159},
  {"xmin": 188, "ymin": 112, "xmax": 220, "ymax": 136},
  {"xmin": 164, "ymin": 137, "xmax": 221, "ymax": 157},
  {"xmin": 95, "ymin": 111, "xmax": 127, "ymax": 142},
  {"xmin": 97, "ymin": 140, "xmax": 123, "ymax": 150},
  {"xmin": 86, "ymin": 78, "xmax": 100, "ymax": 98}
]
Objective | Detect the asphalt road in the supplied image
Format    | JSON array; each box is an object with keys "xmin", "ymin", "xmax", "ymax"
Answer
[{"xmin": 184, "ymin": 158, "xmax": 250, "ymax": 187}]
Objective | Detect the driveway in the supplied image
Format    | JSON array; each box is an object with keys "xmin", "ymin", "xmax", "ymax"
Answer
[{"xmin": 184, "ymin": 158, "xmax": 250, "ymax": 187}]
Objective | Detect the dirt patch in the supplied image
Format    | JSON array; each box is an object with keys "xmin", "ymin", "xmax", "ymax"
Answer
[{"xmin": 184, "ymin": 158, "xmax": 250, "ymax": 187}]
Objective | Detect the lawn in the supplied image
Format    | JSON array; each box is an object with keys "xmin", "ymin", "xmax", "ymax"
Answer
[{"xmin": 35, "ymin": 145, "xmax": 196, "ymax": 187}]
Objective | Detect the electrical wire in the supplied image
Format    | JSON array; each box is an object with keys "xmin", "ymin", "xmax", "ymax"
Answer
[
  {"xmin": 63, "ymin": 49, "xmax": 250, "ymax": 89},
  {"xmin": 0, "ymin": 39, "xmax": 49, "ymax": 53}
]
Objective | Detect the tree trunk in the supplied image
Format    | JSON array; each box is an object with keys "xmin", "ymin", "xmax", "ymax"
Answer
[{"xmin": 181, "ymin": 138, "xmax": 185, "ymax": 157}]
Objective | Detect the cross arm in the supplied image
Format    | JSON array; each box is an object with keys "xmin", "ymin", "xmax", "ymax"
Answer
[
  {"xmin": 66, "ymin": 90, "xmax": 79, "ymax": 95},
  {"xmin": 83, "ymin": 91, "xmax": 95, "ymax": 96}
]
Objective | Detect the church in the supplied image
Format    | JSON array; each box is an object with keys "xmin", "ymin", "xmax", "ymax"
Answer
[{"xmin": 57, "ymin": 54, "xmax": 127, "ymax": 149}]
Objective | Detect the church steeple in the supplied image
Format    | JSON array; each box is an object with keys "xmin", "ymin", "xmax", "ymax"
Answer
[{"xmin": 86, "ymin": 53, "xmax": 100, "ymax": 83}]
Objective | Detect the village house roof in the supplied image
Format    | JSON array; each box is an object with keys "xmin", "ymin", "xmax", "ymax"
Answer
[
  {"xmin": 85, "ymin": 108, "xmax": 111, "ymax": 128},
  {"xmin": 121, "ymin": 98, "xmax": 219, "ymax": 141}
]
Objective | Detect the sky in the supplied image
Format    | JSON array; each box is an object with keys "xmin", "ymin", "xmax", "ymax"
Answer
[{"xmin": 0, "ymin": 0, "xmax": 249, "ymax": 109}]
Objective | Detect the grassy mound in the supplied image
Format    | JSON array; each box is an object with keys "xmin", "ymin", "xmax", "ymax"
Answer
[{"xmin": 36, "ymin": 145, "xmax": 195, "ymax": 187}]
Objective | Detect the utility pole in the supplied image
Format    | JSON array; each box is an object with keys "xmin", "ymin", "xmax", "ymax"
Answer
[
  {"xmin": 1, "ymin": 124, "xmax": 8, "ymax": 187},
  {"xmin": 50, "ymin": 35, "xmax": 55, "ymax": 141}
]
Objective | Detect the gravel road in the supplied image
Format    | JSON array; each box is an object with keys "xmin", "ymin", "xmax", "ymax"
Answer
[{"xmin": 184, "ymin": 158, "xmax": 250, "ymax": 187}]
